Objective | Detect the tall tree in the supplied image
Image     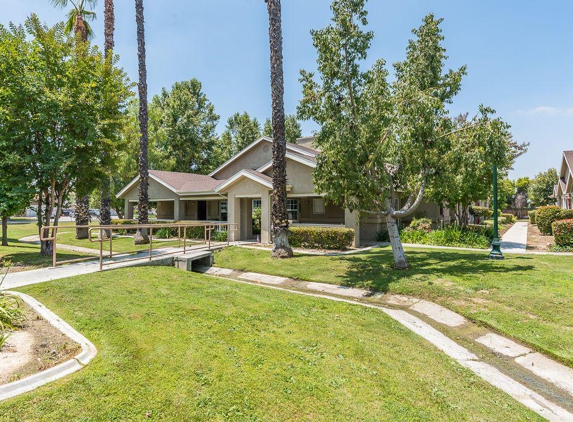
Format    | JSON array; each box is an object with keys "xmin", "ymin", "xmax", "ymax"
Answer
[
  {"xmin": 266, "ymin": 0, "xmax": 293, "ymax": 258},
  {"xmin": 50, "ymin": 0, "xmax": 98, "ymax": 41},
  {"xmin": 50, "ymin": 0, "xmax": 99, "ymax": 239},
  {"xmin": 151, "ymin": 79, "xmax": 220, "ymax": 174},
  {"xmin": 100, "ymin": 0, "xmax": 115, "ymax": 234},
  {"xmin": 530, "ymin": 168, "xmax": 558, "ymax": 207},
  {"xmin": 216, "ymin": 112, "xmax": 262, "ymax": 164},
  {"xmin": 134, "ymin": 0, "xmax": 150, "ymax": 244},
  {"xmin": 0, "ymin": 17, "xmax": 131, "ymax": 255},
  {"xmin": 299, "ymin": 2, "xmax": 523, "ymax": 269},
  {"xmin": 263, "ymin": 115, "xmax": 302, "ymax": 144}
]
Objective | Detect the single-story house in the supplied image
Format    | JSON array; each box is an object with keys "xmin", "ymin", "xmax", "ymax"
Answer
[
  {"xmin": 554, "ymin": 150, "xmax": 573, "ymax": 210},
  {"xmin": 117, "ymin": 137, "xmax": 449, "ymax": 246}
]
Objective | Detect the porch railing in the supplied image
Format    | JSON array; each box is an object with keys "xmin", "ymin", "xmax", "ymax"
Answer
[{"xmin": 39, "ymin": 222, "xmax": 237, "ymax": 270}]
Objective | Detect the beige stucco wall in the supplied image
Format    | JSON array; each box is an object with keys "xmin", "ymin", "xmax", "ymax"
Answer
[
  {"xmin": 157, "ymin": 201, "xmax": 174, "ymax": 220},
  {"xmin": 212, "ymin": 141, "xmax": 273, "ymax": 180},
  {"xmin": 225, "ymin": 178, "xmax": 271, "ymax": 243},
  {"xmin": 122, "ymin": 179, "xmax": 176, "ymax": 202},
  {"xmin": 298, "ymin": 198, "xmax": 344, "ymax": 224}
]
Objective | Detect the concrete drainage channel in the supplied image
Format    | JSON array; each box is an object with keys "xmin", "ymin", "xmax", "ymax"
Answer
[{"xmin": 192, "ymin": 265, "xmax": 573, "ymax": 422}]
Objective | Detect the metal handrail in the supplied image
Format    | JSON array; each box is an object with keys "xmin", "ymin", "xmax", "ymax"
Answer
[{"xmin": 39, "ymin": 222, "xmax": 238, "ymax": 269}]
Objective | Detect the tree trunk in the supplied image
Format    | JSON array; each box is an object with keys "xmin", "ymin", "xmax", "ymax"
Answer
[
  {"xmin": 100, "ymin": 0, "xmax": 115, "ymax": 239},
  {"xmin": 266, "ymin": 0, "xmax": 292, "ymax": 258},
  {"xmin": 134, "ymin": 0, "xmax": 149, "ymax": 245},
  {"xmin": 115, "ymin": 205, "xmax": 124, "ymax": 220},
  {"xmin": 74, "ymin": 14, "xmax": 88, "ymax": 42},
  {"xmin": 1, "ymin": 215, "xmax": 7, "ymax": 247},
  {"xmin": 387, "ymin": 213, "xmax": 408, "ymax": 270},
  {"xmin": 75, "ymin": 194, "xmax": 90, "ymax": 239}
]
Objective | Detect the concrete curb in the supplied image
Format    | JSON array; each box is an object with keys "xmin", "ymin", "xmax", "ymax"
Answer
[{"xmin": 0, "ymin": 292, "xmax": 97, "ymax": 402}]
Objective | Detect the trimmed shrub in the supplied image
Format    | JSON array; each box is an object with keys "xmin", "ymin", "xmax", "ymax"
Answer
[
  {"xmin": 376, "ymin": 229, "xmax": 389, "ymax": 242},
  {"xmin": 408, "ymin": 217, "xmax": 432, "ymax": 232},
  {"xmin": 289, "ymin": 227, "xmax": 354, "ymax": 250},
  {"xmin": 553, "ymin": 219, "xmax": 573, "ymax": 246},
  {"xmin": 529, "ymin": 210, "xmax": 536, "ymax": 224},
  {"xmin": 536, "ymin": 206, "xmax": 565, "ymax": 234},
  {"xmin": 501, "ymin": 213, "xmax": 516, "ymax": 224},
  {"xmin": 211, "ymin": 230, "xmax": 228, "ymax": 242},
  {"xmin": 400, "ymin": 224, "xmax": 491, "ymax": 249},
  {"xmin": 470, "ymin": 206, "xmax": 493, "ymax": 219}
]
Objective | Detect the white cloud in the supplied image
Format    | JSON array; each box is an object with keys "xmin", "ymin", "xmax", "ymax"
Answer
[{"xmin": 513, "ymin": 106, "xmax": 572, "ymax": 116}]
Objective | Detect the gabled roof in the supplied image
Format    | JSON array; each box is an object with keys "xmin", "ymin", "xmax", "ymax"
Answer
[
  {"xmin": 214, "ymin": 169, "xmax": 273, "ymax": 193},
  {"xmin": 256, "ymin": 151, "xmax": 317, "ymax": 173},
  {"xmin": 116, "ymin": 170, "xmax": 225, "ymax": 198},
  {"xmin": 209, "ymin": 136, "xmax": 319, "ymax": 177}
]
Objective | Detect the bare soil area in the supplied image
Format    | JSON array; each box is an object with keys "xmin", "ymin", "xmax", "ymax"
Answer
[
  {"xmin": 527, "ymin": 223, "xmax": 554, "ymax": 252},
  {"xmin": 0, "ymin": 306, "xmax": 81, "ymax": 385}
]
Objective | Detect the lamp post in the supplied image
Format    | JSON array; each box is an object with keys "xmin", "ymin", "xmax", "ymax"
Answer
[{"xmin": 488, "ymin": 164, "xmax": 504, "ymax": 260}]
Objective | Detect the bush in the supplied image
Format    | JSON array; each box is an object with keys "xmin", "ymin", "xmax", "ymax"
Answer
[
  {"xmin": 211, "ymin": 230, "xmax": 228, "ymax": 242},
  {"xmin": 469, "ymin": 206, "xmax": 493, "ymax": 219},
  {"xmin": 0, "ymin": 262, "xmax": 26, "ymax": 350},
  {"xmin": 289, "ymin": 227, "xmax": 354, "ymax": 250},
  {"xmin": 400, "ymin": 224, "xmax": 491, "ymax": 249},
  {"xmin": 537, "ymin": 206, "xmax": 566, "ymax": 234},
  {"xmin": 408, "ymin": 217, "xmax": 432, "ymax": 232},
  {"xmin": 529, "ymin": 210, "xmax": 536, "ymax": 224},
  {"xmin": 552, "ymin": 219, "xmax": 573, "ymax": 246},
  {"xmin": 501, "ymin": 213, "xmax": 516, "ymax": 224},
  {"xmin": 376, "ymin": 229, "xmax": 389, "ymax": 242},
  {"xmin": 110, "ymin": 219, "xmax": 173, "ymax": 235}
]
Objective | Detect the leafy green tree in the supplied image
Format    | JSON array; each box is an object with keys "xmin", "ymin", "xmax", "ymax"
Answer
[
  {"xmin": 263, "ymin": 115, "xmax": 302, "ymax": 144},
  {"xmin": 498, "ymin": 178, "xmax": 516, "ymax": 210},
  {"xmin": 516, "ymin": 177, "xmax": 530, "ymax": 195},
  {"xmin": 298, "ymin": 2, "xmax": 523, "ymax": 269},
  {"xmin": 426, "ymin": 114, "xmax": 525, "ymax": 225},
  {"xmin": 151, "ymin": 79, "xmax": 220, "ymax": 174},
  {"xmin": 216, "ymin": 112, "xmax": 261, "ymax": 164},
  {"xmin": 530, "ymin": 168, "xmax": 558, "ymax": 207},
  {"xmin": 0, "ymin": 17, "xmax": 131, "ymax": 255}
]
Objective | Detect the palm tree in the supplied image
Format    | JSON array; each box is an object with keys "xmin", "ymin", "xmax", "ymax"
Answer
[
  {"xmin": 99, "ymin": 0, "xmax": 115, "ymax": 236},
  {"xmin": 50, "ymin": 0, "xmax": 98, "ymax": 41},
  {"xmin": 134, "ymin": 0, "xmax": 150, "ymax": 244},
  {"xmin": 50, "ymin": 0, "xmax": 98, "ymax": 239},
  {"xmin": 265, "ymin": 0, "xmax": 293, "ymax": 258}
]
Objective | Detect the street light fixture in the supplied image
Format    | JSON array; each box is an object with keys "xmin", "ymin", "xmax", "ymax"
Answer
[{"xmin": 488, "ymin": 164, "xmax": 504, "ymax": 260}]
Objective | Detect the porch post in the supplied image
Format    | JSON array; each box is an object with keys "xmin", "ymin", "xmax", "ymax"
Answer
[
  {"xmin": 228, "ymin": 194, "xmax": 241, "ymax": 241},
  {"xmin": 173, "ymin": 198, "xmax": 181, "ymax": 222},
  {"xmin": 261, "ymin": 193, "xmax": 271, "ymax": 244},
  {"xmin": 126, "ymin": 200, "xmax": 135, "ymax": 220}
]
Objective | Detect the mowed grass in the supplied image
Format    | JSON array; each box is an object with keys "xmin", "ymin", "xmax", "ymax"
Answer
[
  {"xmin": 4, "ymin": 268, "xmax": 539, "ymax": 421},
  {"xmin": 214, "ymin": 246, "xmax": 573, "ymax": 367},
  {"xmin": 0, "ymin": 223, "xmax": 85, "ymax": 270}
]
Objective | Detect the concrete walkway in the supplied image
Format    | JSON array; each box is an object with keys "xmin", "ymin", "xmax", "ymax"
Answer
[
  {"xmin": 198, "ymin": 266, "xmax": 573, "ymax": 421},
  {"xmin": 501, "ymin": 221, "xmax": 528, "ymax": 253}
]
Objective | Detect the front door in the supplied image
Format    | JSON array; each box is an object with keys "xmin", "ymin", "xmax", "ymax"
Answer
[{"xmin": 198, "ymin": 201, "xmax": 207, "ymax": 220}]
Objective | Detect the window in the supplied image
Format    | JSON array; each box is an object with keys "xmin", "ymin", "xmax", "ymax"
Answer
[
  {"xmin": 220, "ymin": 201, "xmax": 227, "ymax": 221},
  {"xmin": 252, "ymin": 199, "xmax": 262, "ymax": 210},
  {"xmin": 287, "ymin": 199, "xmax": 299, "ymax": 221},
  {"xmin": 313, "ymin": 198, "xmax": 325, "ymax": 214}
]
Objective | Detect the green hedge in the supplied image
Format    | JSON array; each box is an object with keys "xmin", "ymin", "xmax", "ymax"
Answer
[
  {"xmin": 288, "ymin": 227, "xmax": 354, "ymax": 250},
  {"xmin": 536, "ymin": 206, "xmax": 573, "ymax": 234},
  {"xmin": 552, "ymin": 219, "xmax": 573, "ymax": 246},
  {"xmin": 529, "ymin": 210, "xmax": 536, "ymax": 224},
  {"xmin": 501, "ymin": 213, "xmax": 516, "ymax": 224},
  {"xmin": 400, "ymin": 224, "xmax": 492, "ymax": 249},
  {"xmin": 469, "ymin": 206, "xmax": 493, "ymax": 219}
]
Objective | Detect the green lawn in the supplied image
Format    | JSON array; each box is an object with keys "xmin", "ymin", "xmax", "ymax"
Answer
[
  {"xmin": 0, "ymin": 223, "xmax": 85, "ymax": 270},
  {"xmin": 3, "ymin": 267, "xmax": 539, "ymax": 421},
  {"xmin": 214, "ymin": 246, "xmax": 573, "ymax": 367}
]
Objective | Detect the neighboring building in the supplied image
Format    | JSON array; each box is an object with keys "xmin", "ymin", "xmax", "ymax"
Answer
[
  {"xmin": 116, "ymin": 137, "xmax": 447, "ymax": 246},
  {"xmin": 554, "ymin": 151, "xmax": 573, "ymax": 209}
]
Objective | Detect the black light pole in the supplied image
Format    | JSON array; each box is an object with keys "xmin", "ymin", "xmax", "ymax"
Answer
[{"xmin": 488, "ymin": 164, "xmax": 504, "ymax": 260}]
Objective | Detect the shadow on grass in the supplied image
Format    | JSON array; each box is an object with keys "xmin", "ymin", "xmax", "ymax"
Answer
[
  {"xmin": 335, "ymin": 248, "xmax": 536, "ymax": 293},
  {"xmin": 0, "ymin": 238, "xmax": 86, "ymax": 268}
]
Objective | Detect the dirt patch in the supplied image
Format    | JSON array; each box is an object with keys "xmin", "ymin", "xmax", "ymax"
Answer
[
  {"xmin": 0, "ymin": 305, "xmax": 81, "ymax": 385},
  {"xmin": 527, "ymin": 223, "xmax": 554, "ymax": 251}
]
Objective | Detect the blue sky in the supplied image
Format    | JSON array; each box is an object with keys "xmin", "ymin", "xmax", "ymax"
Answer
[{"xmin": 2, "ymin": 0, "xmax": 572, "ymax": 179}]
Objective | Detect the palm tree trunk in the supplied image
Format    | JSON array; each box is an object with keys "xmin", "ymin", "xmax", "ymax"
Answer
[
  {"xmin": 134, "ymin": 0, "xmax": 149, "ymax": 244},
  {"xmin": 75, "ymin": 194, "xmax": 90, "ymax": 239},
  {"xmin": 100, "ymin": 0, "xmax": 115, "ymax": 238},
  {"xmin": 266, "ymin": 0, "xmax": 292, "ymax": 258}
]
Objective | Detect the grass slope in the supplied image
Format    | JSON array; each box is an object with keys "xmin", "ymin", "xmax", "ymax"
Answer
[
  {"xmin": 4, "ymin": 268, "xmax": 538, "ymax": 421},
  {"xmin": 215, "ymin": 246, "xmax": 573, "ymax": 367}
]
